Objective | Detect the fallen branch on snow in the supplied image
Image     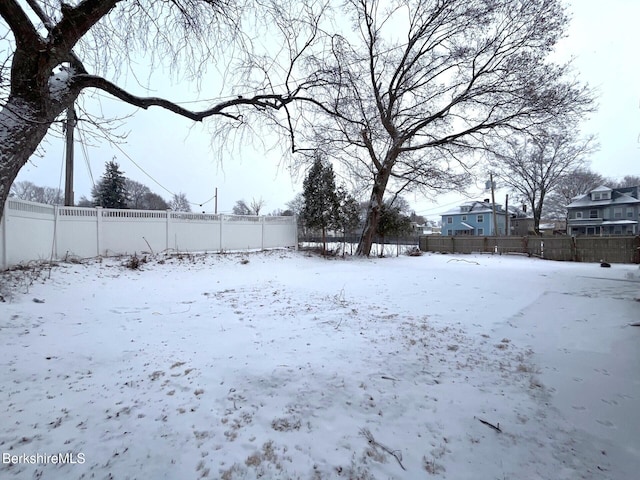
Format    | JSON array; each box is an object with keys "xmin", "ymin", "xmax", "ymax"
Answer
[
  {"xmin": 447, "ymin": 259, "xmax": 480, "ymax": 265},
  {"xmin": 476, "ymin": 417, "xmax": 502, "ymax": 433},
  {"xmin": 360, "ymin": 428, "xmax": 406, "ymax": 471}
]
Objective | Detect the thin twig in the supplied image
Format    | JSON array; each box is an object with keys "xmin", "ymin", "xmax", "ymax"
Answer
[
  {"xmin": 360, "ymin": 428, "xmax": 406, "ymax": 471},
  {"xmin": 477, "ymin": 417, "xmax": 502, "ymax": 432},
  {"xmin": 447, "ymin": 258, "xmax": 480, "ymax": 265},
  {"xmin": 142, "ymin": 236, "xmax": 154, "ymax": 255}
]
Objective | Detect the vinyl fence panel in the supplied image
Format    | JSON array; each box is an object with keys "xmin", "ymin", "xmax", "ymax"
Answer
[{"xmin": 1, "ymin": 199, "xmax": 298, "ymax": 269}]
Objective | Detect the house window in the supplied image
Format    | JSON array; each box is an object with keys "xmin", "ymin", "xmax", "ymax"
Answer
[
  {"xmin": 477, "ymin": 228, "xmax": 484, "ymax": 235},
  {"xmin": 477, "ymin": 215, "xmax": 484, "ymax": 223},
  {"xmin": 575, "ymin": 211, "xmax": 583, "ymax": 219},
  {"xmin": 627, "ymin": 208, "xmax": 634, "ymax": 218},
  {"xmin": 447, "ymin": 216, "xmax": 453, "ymax": 224},
  {"xmin": 589, "ymin": 210, "xmax": 598, "ymax": 219},
  {"xmin": 614, "ymin": 208, "xmax": 622, "ymax": 219},
  {"xmin": 593, "ymin": 193, "xmax": 601, "ymax": 200},
  {"xmin": 462, "ymin": 215, "xmax": 467, "ymax": 221},
  {"xmin": 602, "ymin": 192, "xmax": 611, "ymax": 200}
]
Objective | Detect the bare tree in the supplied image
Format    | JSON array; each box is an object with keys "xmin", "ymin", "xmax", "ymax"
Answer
[
  {"xmin": 0, "ymin": 0, "xmax": 314, "ymax": 219},
  {"xmin": 142, "ymin": 192, "xmax": 169, "ymax": 210},
  {"xmin": 125, "ymin": 179, "xmax": 151, "ymax": 209},
  {"xmin": 544, "ymin": 167, "xmax": 606, "ymax": 220},
  {"xmin": 232, "ymin": 200, "xmax": 251, "ymax": 215},
  {"xmin": 286, "ymin": 193, "xmax": 304, "ymax": 216},
  {"xmin": 609, "ymin": 176, "xmax": 640, "ymax": 189},
  {"xmin": 275, "ymin": 0, "xmax": 594, "ymax": 255},
  {"xmin": 489, "ymin": 130, "xmax": 597, "ymax": 233},
  {"xmin": 249, "ymin": 197, "xmax": 266, "ymax": 216},
  {"xmin": 170, "ymin": 192, "xmax": 191, "ymax": 212},
  {"xmin": 9, "ymin": 180, "xmax": 62, "ymax": 204},
  {"xmin": 124, "ymin": 179, "xmax": 169, "ymax": 210}
]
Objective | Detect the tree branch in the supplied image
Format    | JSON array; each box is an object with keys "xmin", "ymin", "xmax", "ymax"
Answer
[
  {"xmin": 74, "ymin": 74, "xmax": 300, "ymax": 122},
  {"xmin": 24, "ymin": 0, "xmax": 54, "ymax": 30},
  {"xmin": 49, "ymin": 0, "xmax": 122, "ymax": 53},
  {"xmin": 0, "ymin": 0, "xmax": 41, "ymax": 49}
]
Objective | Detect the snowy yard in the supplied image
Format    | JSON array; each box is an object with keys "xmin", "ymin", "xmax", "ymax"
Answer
[{"xmin": 1, "ymin": 250, "xmax": 639, "ymax": 479}]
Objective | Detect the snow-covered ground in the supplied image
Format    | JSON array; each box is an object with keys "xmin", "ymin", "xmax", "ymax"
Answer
[{"xmin": 1, "ymin": 250, "xmax": 638, "ymax": 479}]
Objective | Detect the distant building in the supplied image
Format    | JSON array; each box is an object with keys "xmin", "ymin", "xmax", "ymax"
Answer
[
  {"xmin": 412, "ymin": 221, "xmax": 441, "ymax": 235},
  {"xmin": 566, "ymin": 185, "xmax": 640, "ymax": 236},
  {"xmin": 538, "ymin": 220, "xmax": 567, "ymax": 236},
  {"xmin": 510, "ymin": 212, "xmax": 535, "ymax": 236},
  {"xmin": 440, "ymin": 200, "xmax": 533, "ymax": 236}
]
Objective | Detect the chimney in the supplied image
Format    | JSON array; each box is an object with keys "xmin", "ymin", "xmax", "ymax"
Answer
[
  {"xmin": 484, "ymin": 199, "xmax": 490, "ymax": 204},
  {"xmin": 522, "ymin": 204, "xmax": 527, "ymax": 212}
]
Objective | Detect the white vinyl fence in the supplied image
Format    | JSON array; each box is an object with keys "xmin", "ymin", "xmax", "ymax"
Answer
[{"xmin": 0, "ymin": 198, "xmax": 298, "ymax": 269}]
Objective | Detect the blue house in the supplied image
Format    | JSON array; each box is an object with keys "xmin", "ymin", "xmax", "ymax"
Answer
[{"xmin": 441, "ymin": 200, "xmax": 508, "ymax": 236}]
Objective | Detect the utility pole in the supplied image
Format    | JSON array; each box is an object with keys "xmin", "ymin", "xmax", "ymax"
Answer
[
  {"xmin": 214, "ymin": 187, "xmax": 218, "ymax": 214},
  {"xmin": 505, "ymin": 194, "xmax": 509, "ymax": 236},
  {"xmin": 490, "ymin": 172, "xmax": 498, "ymax": 236},
  {"xmin": 64, "ymin": 107, "xmax": 76, "ymax": 206}
]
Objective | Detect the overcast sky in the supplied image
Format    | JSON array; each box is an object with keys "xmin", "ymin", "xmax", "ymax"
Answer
[{"xmin": 14, "ymin": 0, "xmax": 640, "ymax": 218}]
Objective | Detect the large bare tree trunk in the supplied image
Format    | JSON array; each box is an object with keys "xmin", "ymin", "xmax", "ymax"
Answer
[
  {"xmin": 356, "ymin": 166, "xmax": 393, "ymax": 256},
  {"xmin": 0, "ymin": 97, "xmax": 65, "ymax": 216}
]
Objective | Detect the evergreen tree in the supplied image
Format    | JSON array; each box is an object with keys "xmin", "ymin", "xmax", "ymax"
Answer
[
  {"xmin": 376, "ymin": 200, "xmax": 412, "ymax": 256},
  {"xmin": 93, "ymin": 161, "xmax": 128, "ymax": 208},
  {"xmin": 301, "ymin": 157, "xmax": 339, "ymax": 254},
  {"xmin": 335, "ymin": 186, "xmax": 361, "ymax": 254}
]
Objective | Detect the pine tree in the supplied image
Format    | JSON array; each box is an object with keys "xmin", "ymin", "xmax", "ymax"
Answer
[
  {"xmin": 376, "ymin": 201, "xmax": 412, "ymax": 256},
  {"xmin": 335, "ymin": 186, "xmax": 361, "ymax": 255},
  {"xmin": 301, "ymin": 156, "xmax": 339, "ymax": 254},
  {"xmin": 93, "ymin": 161, "xmax": 128, "ymax": 208}
]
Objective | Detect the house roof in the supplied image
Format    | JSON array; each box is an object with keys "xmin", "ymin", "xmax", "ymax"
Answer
[
  {"xmin": 460, "ymin": 222, "xmax": 474, "ymax": 230},
  {"xmin": 591, "ymin": 185, "xmax": 613, "ymax": 193},
  {"xmin": 567, "ymin": 192, "xmax": 640, "ymax": 208},
  {"xmin": 441, "ymin": 200, "xmax": 506, "ymax": 216},
  {"xmin": 441, "ymin": 200, "xmax": 531, "ymax": 219}
]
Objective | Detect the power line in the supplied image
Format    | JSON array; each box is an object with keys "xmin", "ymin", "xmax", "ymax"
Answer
[
  {"xmin": 107, "ymin": 139, "xmax": 215, "ymax": 207},
  {"xmin": 109, "ymin": 140, "xmax": 177, "ymax": 197},
  {"xmin": 77, "ymin": 127, "xmax": 95, "ymax": 189}
]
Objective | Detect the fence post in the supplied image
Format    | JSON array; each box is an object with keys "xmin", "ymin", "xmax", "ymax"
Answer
[
  {"xmin": 166, "ymin": 209, "xmax": 172, "ymax": 252},
  {"xmin": 219, "ymin": 215, "xmax": 224, "ymax": 253},
  {"xmin": 1, "ymin": 200, "xmax": 7, "ymax": 269},
  {"xmin": 53, "ymin": 204, "xmax": 60, "ymax": 260},
  {"xmin": 95, "ymin": 207, "xmax": 103, "ymax": 256}
]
